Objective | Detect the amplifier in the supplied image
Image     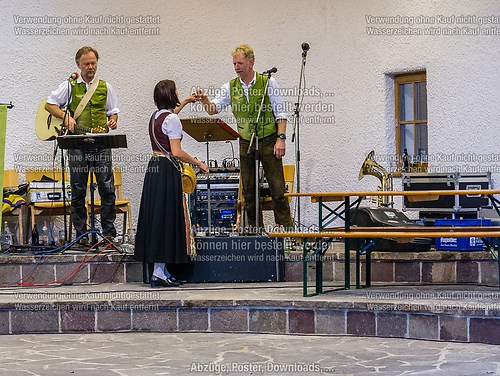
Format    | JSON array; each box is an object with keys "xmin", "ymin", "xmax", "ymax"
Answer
[
  {"xmin": 196, "ymin": 168, "xmax": 240, "ymax": 185},
  {"xmin": 28, "ymin": 181, "xmax": 71, "ymax": 203},
  {"xmin": 190, "ymin": 168, "xmax": 240, "ymax": 232}
]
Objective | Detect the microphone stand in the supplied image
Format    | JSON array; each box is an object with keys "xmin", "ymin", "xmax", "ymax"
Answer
[
  {"xmin": 58, "ymin": 78, "xmax": 74, "ymax": 244},
  {"xmin": 247, "ymin": 71, "xmax": 273, "ymax": 233},
  {"xmin": 291, "ymin": 50, "xmax": 307, "ymax": 230}
]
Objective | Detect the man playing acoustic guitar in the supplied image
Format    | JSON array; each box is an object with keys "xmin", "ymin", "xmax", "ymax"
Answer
[{"xmin": 45, "ymin": 46, "xmax": 119, "ymax": 243}]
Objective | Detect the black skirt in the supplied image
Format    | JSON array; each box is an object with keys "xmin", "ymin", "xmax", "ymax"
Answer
[{"xmin": 134, "ymin": 156, "xmax": 188, "ymax": 264}]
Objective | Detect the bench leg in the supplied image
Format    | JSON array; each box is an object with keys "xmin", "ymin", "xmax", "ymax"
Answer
[
  {"xmin": 315, "ymin": 239, "xmax": 323, "ymax": 295},
  {"xmin": 497, "ymin": 238, "xmax": 500, "ymax": 291},
  {"xmin": 355, "ymin": 244, "xmax": 360, "ymax": 289},
  {"xmin": 302, "ymin": 241, "xmax": 308, "ymax": 297},
  {"xmin": 344, "ymin": 196, "xmax": 351, "ymax": 289},
  {"xmin": 366, "ymin": 249, "xmax": 372, "ymax": 288},
  {"xmin": 345, "ymin": 238, "xmax": 351, "ymax": 289}
]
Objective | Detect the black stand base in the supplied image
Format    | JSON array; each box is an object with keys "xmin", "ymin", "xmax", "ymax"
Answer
[{"xmin": 60, "ymin": 230, "xmax": 121, "ymax": 254}]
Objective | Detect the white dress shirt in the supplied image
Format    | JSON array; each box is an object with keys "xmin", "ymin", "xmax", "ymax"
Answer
[
  {"xmin": 154, "ymin": 109, "xmax": 183, "ymax": 140},
  {"xmin": 46, "ymin": 76, "xmax": 119, "ymax": 116}
]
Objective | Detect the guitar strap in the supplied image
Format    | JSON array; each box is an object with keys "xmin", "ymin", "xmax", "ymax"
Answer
[{"xmin": 73, "ymin": 77, "xmax": 100, "ymax": 120}]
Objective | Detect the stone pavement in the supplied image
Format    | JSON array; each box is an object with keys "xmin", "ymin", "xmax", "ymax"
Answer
[{"xmin": 0, "ymin": 332, "xmax": 499, "ymax": 375}]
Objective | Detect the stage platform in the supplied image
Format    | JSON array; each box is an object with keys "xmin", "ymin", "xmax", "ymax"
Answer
[
  {"xmin": 0, "ymin": 240, "xmax": 499, "ymax": 345},
  {"xmin": 0, "ymin": 281, "xmax": 499, "ymax": 345},
  {"xmin": 1, "ymin": 242, "xmax": 498, "ymax": 287}
]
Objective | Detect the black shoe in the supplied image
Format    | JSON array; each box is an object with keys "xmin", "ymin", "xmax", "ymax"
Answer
[
  {"xmin": 150, "ymin": 276, "xmax": 180, "ymax": 288},
  {"xmin": 78, "ymin": 236, "xmax": 90, "ymax": 246},
  {"xmin": 72, "ymin": 236, "xmax": 91, "ymax": 251},
  {"xmin": 170, "ymin": 277, "xmax": 187, "ymax": 285},
  {"xmin": 104, "ymin": 232, "xmax": 117, "ymax": 239}
]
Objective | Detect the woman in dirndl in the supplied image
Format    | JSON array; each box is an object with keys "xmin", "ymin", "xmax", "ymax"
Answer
[{"xmin": 135, "ymin": 80, "xmax": 209, "ymax": 287}]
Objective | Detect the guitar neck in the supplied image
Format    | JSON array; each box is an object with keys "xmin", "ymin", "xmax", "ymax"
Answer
[{"xmin": 74, "ymin": 124, "xmax": 108, "ymax": 134}]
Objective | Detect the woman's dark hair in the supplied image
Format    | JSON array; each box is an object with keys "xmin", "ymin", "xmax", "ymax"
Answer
[{"xmin": 153, "ymin": 80, "xmax": 180, "ymax": 110}]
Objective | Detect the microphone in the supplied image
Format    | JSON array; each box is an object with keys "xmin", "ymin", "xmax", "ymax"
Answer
[
  {"xmin": 262, "ymin": 67, "xmax": 278, "ymax": 75},
  {"xmin": 69, "ymin": 72, "xmax": 79, "ymax": 80},
  {"xmin": 302, "ymin": 42, "xmax": 310, "ymax": 57}
]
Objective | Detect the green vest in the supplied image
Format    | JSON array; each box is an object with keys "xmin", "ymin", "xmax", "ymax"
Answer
[
  {"xmin": 229, "ymin": 73, "xmax": 277, "ymax": 140},
  {"xmin": 69, "ymin": 80, "xmax": 108, "ymax": 134}
]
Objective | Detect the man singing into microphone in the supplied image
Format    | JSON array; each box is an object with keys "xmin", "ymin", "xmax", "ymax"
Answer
[
  {"xmin": 197, "ymin": 44, "xmax": 292, "ymax": 231},
  {"xmin": 45, "ymin": 46, "xmax": 119, "ymax": 243}
]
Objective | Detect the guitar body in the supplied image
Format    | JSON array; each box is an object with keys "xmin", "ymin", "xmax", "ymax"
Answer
[
  {"xmin": 35, "ymin": 99, "xmax": 64, "ymax": 141},
  {"xmin": 35, "ymin": 99, "xmax": 108, "ymax": 141}
]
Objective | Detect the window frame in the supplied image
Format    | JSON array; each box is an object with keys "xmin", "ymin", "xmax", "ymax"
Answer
[{"xmin": 394, "ymin": 71, "xmax": 428, "ymax": 174}]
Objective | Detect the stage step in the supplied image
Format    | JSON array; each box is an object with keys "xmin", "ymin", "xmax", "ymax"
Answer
[
  {"xmin": 284, "ymin": 243, "xmax": 499, "ymax": 286},
  {"xmin": 0, "ymin": 282, "xmax": 498, "ymax": 345},
  {"xmin": 0, "ymin": 253, "xmax": 143, "ymax": 286},
  {"xmin": 1, "ymin": 245, "xmax": 497, "ymax": 286}
]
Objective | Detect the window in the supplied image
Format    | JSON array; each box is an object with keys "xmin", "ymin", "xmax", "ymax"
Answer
[{"xmin": 395, "ymin": 72, "xmax": 428, "ymax": 173}]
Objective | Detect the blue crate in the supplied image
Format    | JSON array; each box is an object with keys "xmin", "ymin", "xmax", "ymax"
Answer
[{"xmin": 435, "ymin": 219, "xmax": 491, "ymax": 251}]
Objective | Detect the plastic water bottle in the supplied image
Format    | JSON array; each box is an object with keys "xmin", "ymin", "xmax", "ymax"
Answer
[
  {"xmin": 41, "ymin": 221, "xmax": 49, "ymax": 246},
  {"xmin": 121, "ymin": 232, "xmax": 134, "ymax": 254},
  {"xmin": 53, "ymin": 224, "xmax": 59, "ymax": 246},
  {"xmin": 1, "ymin": 221, "xmax": 13, "ymax": 249}
]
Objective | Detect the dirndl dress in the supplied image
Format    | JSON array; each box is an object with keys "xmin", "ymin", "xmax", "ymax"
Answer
[{"xmin": 134, "ymin": 155, "xmax": 188, "ymax": 264}]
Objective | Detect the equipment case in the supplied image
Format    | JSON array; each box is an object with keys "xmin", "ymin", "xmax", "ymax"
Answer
[{"xmin": 402, "ymin": 172, "xmax": 491, "ymax": 213}]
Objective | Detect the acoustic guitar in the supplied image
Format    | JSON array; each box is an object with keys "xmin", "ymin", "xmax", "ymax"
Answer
[{"xmin": 35, "ymin": 99, "xmax": 108, "ymax": 141}]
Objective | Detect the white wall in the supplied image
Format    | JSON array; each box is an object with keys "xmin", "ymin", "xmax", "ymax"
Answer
[{"xmin": 1, "ymin": 0, "xmax": 499, "ymax": 229}]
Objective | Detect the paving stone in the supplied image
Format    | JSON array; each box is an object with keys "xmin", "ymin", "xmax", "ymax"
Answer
[
  {"xmin": 89, "ymin": 263, "xmax": 125, "ymax": 283},
  {"xmin": 470, "ymin": 318, "xmax": 500, "ymax": 345},
  {"xmin": 0, "ymin": 265, "xmax": 21, "ymax": 284},
  {"xmin": 315, "ymin": 310, "xmax": 345, "ymax": 334},
  {"xmin": 249, "ymin": 309, "xmax": 286, "ymax": 333},
  {"xmin": 439, "ymin": 315, "xmax": 468, "ymax": 342},
  {"xmin": 0, "ymin": 311, "xmax": 9, "ymax": 334},
  {"xmin": 395, "ymin": 262, "xmax": 420, "ymax": 283},
  {"xmin": 409, "ymin": 314, "xmax": 439, "ymax": 340},
  {"xmin": 376, "ymin": 312, "xmax": 407, "ymax": 338},
  {"xmin": 55, "ymin": 263, "xmax": 89, "ymax": 284},
  {"xmin": 61, "ymin": 309, "xmax": 95, "ymax": 332},
  {"xmin": 370, "ymin": 262, "xmax": 394, "ymax": 282},
  {"xmin": 210, "ymin": 308, "xmax": 248, "ymax": 332},
  {"xmin": 11, "ymin": 310, "xmax": 59, "ymax": 334},
  {"xmin": 132, "ymin": 309, "xmax": 177, "ymax": 332},
  {"xmin": 97, "ymin": 309, "xmax": 131, "ymax": 332},
  {"xmin": 480, "ymin": 261, "xmax": 500, "ymax": 285},
  {"xmin": 456, "ymin": 261, "xmax": 479, "ymax": 284},
  {"xmin": 21, "ymin": 264, "xmax": 55, "ymax": 284},
  {"xmin": 288, "ymin": 309, "xmax": 315, "ymax": 334},
  {"xmin": 347, "ymin": 311, "xmax": 376, "ymax": 336},
  {"xmin": 422, "ymin": 262, "xmax": 456, "ymax": 283},
  {"xmin": 179, "ymin": 308, "xmax": 209, "ymax": 331}
]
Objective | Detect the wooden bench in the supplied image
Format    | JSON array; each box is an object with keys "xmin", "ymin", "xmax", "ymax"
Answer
[
  {"xmin": 269, "ymin": 228, "xmax": 500, "ymax": 296},
  {"xmin": 271, "ymin": 189, "xmax": 500, "ymax": 296}
]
